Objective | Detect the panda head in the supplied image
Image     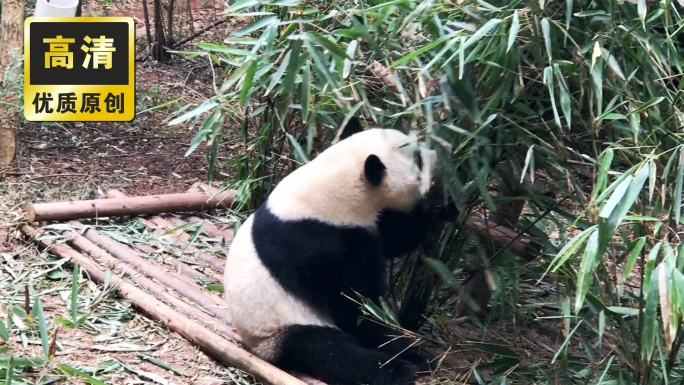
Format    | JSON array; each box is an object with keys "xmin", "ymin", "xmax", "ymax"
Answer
[{"xmin": 333, "ymin": 117, "xmax": 437, "ymax": 213}]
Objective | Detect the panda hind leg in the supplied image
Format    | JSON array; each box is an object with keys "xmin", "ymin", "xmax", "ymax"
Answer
[{"xmin": 272, "ymin": 325, "xmax": 419, "ymax": 385}]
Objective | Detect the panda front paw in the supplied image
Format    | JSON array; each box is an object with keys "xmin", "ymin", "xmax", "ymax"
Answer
[
  {"xmin": 399, "ymin": 351, "xmax": 432, "ymax": 373},
  {"xmin": 377, "ymin": 359, "xmax": 419, "ymax": 385}
]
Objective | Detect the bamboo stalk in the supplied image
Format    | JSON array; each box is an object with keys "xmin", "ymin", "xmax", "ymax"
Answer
[
  {"xmin": 20, "ymin": 224, "xmax": 307, "ymax": 385},
  {"xmin": 146, "ymin": 215, "xmax": 225, "ymax": 272},
  {"xmin": 26, "ymin": 190, "xmax": 237, "ymax": 222},
  {"xmin": 185, "ymin": 215, "xmax": 234, "ymax": 243},
  {"xmin": 59, "ymin": 227, "xmax": 241, "ymax": 342},
  {"xmin": 106, "ymin": 190, "xmax": 224, "ymax": 280},
  {"xmin": 138, "ymin": 217, "xmax": 224, "ymax": 282},
  {"xmin": 184, "ymin": 184, "xmax": 235, "ymax": 242},
  {"xmin": 464, "ymin": 216, "xmax": 539, "ymax": 260},
  {"xmin": 67, "ymin": 221, "xmax": 232, "ymax": 322}
]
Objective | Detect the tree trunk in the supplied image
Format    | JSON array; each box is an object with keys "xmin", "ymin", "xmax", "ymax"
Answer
[
  {"xmin": 0, "ymin": 0, "xmax": 24, "ymax": 165},
  {"xmin": 152, "ymin": 0, "xmax": 170, "ymax": 61}
]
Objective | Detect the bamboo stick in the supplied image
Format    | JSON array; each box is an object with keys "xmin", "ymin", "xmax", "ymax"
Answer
[
  {"xmin": 20, "ymin": 224, "xmax": 307, "ymax": 385},
  {"xmin": 184, "ymin": 215, "xmax": 235, "ymax": 243},
  {"xmin": 26, "ymin": 190, "xmax": 237, "ymax": 222},
  {"xmin": 464, "ymin": 216, "xmax": 539, "ymax": 260},
  {"xmin": 146, "ymin": 215, "xmax": 225, "ymax": 272},
  {"xmin": 67, "ymin": 221, "xmax": 232, "ymax": 322},
  {"xmin": 59, "ymin": 227, "xmax": 241, "ymax": 342},
  {"xmin": 105, "ymin": 190, "xmax": 224, "ymax": 280},
  {"xmin": 137, "ymin": 217, "xmax": 224, "ymax": 282}
]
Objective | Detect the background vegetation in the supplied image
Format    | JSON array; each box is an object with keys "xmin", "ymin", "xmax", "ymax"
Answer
[{"xmin": 173, "ymin": 0, "xmax": 684, "ymax": 382}]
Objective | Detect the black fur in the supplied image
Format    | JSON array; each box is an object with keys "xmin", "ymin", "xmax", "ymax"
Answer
[
  {"xmin": 365, "ymin": 155, "xmax": 387, "ymax": 187},
  {"xmin": 252, "ymin": 204, "xmax": 430, "ymax": 384},
  {"xmin": 377, "ymin": 200, "xmax": 430, "ymax": 259},
  {"xmin": 274, "ymin": 325, "xmax": 418, "ymax": 385},
  {"xmin": 340, "ymin": 117, "xmax": 364, "ymax": 140}
]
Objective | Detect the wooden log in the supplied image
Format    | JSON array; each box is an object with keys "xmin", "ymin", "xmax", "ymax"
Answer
[
  {"xmin": 59, "ymin": 227, "xmax": 241, "ymax": 342},
  {"xmin": 184, "ymin": 185, "xmax": 236, "ymax": 243},
  {"xmin": 67, "ymin": 221, "xmax": 232, "ymax": 322},
  {"xmin": 133, "ymin": 238, "xmax": 218, "ymax": 282},
  {"xmin": 144, "ymin": 216, "xmax": 225, "ymax": 272},
  {"xmin": 26, "ymin": 190, "xmax": 238, "ymax": 223},
  {"xmin": 161, "ymin": 214, "xmax": 223, "ymax": 249},
  {"xmin": 20, "ymin": 224, "xmax": 308, "ymax": 385},
  {"xmin": 464, "ymin": 216, "xmax": 539, "ymax": 260},
  {"xmin": 105, "ymin": 189, "xmax": 128, "ymax": 199},
  {"xmin": 104, "ymin": 190, "xmax": 223, "ymax": 280},
  {"xmin": 138, "ymin": 217, "xmax": 224, "ymax": 282},
  {"xmin": 185, "ymin": 215, "xmax": 235, "ymax": 243}
]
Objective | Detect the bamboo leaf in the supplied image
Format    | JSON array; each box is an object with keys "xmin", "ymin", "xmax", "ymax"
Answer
[
  {"xmin": 306, "ymin": 32, "xmax": 351, "ymax": 59},
  {"xmin": 71, "ymin": 263, "xmax": 79, "ymax": 323},
  {"xmin": 600, "ymin": 48, "xmax": 626, "ymax": 81},
  {"xmin": 301, "ymin": 62, "xmax": 311, "ymax": 123},
  {"xmin": 33, "ymin": 297, "xmax": 49, "ymax": 359},
  {"xmin": 0, "ymin": 317, "xmax": 8, "ymax": 342},
  {"xmin": 543, "ymin": 66, "xmax": 562, "ymax": 128},
  {"xmin": 541, "ymin": 18, "xmax": 552, "ymax": 63},
  {"xmin": 506, "ymin": 10, "xmax": 520, "ymax": 53},
  {"xmin": 592, "ymin": 148, "xmax": 614, "ymax": 201},
  {"xmin": 620, "ymin": 237, "xmax": 646, "ymax": 284},
  {"xmin": 168, "ymin": 102, "xmax": 218, "ymax": 126},
  {"xmin": 392, "ymin": 37, "xmax": 447, "ymax": 67},
  {"xmin": 575, "ymin": 230, "xmax": 600, "ymax": 313},
  {"xmin": 231, "ymin": 16, "xmax": 279, "ymax": 38},
  {"xmin": 239, "ymin": 60, "xmax": 258, "ymax": 107},
  {"xmin": 343, "ymin": 40, "xmax": 358, "ymax": 79},
  {"xmin": 287, "ymin": 134, "xmax": 310, "ymax": 164},
  {"xmin": 674, "ymin": 148, "xmax": 684, "ymax": 224},
  {"xmin": 265, "ymin": 49, "xmax": 291, "ymax": 96},
  {"xmin": 57, "ymin": 364, "xmax": 109, "ymax": 385},
  {"xmin": 638, "ymin": 0, "xmax": 647, "ymax": 29},
  {"xmin": 282, "ymin": 39, "xmax": 303, "ymax": 98},
  {"xmin": 553, "ymin": 64, "xmax": 572, "ymax": 130}
]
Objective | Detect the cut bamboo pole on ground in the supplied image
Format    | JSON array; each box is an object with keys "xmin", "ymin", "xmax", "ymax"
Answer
[
  {"xmin": 464, "ymin": 216, "xmax": 540, "ymax": 261},
  {"xmin": 58, "ymin": 227, "xmax": 241, "ymax": 342},
  {"xmin": 67, "ymin": 221, "xmax": 233, "ymax": 322},
  {"xmin": 20, "ymin": 224, "xmax": 308, "ymax": 385},
  {"xmin": 185, "ymin": 215, "xmax": 235, "ymax": 243},
  {"xmin": 146, "ymin": 215, "xmax": 225, "ymax": 272},
  {"xmin": 27, "ymin": 189, "xmax": 238, "ymax": 222},
  {"xmin": 105, "ymin": 189, "xmax": 226, "ymax": 274},
  {"xmin": 138, "ymin": 217, "xmax": 224, "ymax": 283}
]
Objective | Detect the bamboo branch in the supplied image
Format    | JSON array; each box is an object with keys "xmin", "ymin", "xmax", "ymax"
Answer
[
  {"xmin": 105, "ymin": 190, "xmax": 224, "ymax": 279},
  {"xmin": 27, "ymin": 190, "xmax": 237, "ymax": 223},
  {"xmin": 146, "ymin": 215, "xmax": 225, "ymax": 272},
  {"xmin": 20, "ymin": 224, "xmax": 308, "ymax": 385},
  {"xmin": 138, "ymin": 217, "xmax": 224, "ymax": 282},
  {"xmin": 169, "ymin": 17, "xmax": 230, "ymax": 49},
  {"xmin": 59, "ymin": 227, "xmax": 240, "ymax": 342},
  {"xmin": 67, "ymin": 221, "xmax": 232, "ymax": 322},
  {"xmin": 185, "ymin": 215, "xmax": 235, "ymax": 243}
]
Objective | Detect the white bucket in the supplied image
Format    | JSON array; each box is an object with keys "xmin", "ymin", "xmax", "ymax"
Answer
[{"xmin": 33, "ymin": 0, "xmax": 79, "ymax": 17}]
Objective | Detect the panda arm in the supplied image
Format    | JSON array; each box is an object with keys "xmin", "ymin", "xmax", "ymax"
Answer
[{"xmin": 377, "ymin": 201, "xmax": 430, "ymax": 259}]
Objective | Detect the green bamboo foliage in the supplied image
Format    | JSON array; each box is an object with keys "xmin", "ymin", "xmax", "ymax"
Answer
[{"xmin": 174, "ymin": 0, "xmax": 683, "ymax": 381}]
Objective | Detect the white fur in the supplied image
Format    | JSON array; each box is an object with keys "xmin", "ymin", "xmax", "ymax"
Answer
[
  {"xmin": 223, "ymin": 127, "xmax": 435, "ymax": 358},
  {"xmin": 223, "ymin": 215, "xmax": 335, "ymax": 359},
  {"xmin": 268, "ymin": 128, "xmax": 432, "ymax": 227}
]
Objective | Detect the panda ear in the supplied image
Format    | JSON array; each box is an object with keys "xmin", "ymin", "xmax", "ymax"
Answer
[
  {"xmin": 364, "ymin": 155, "xmax": 386, "ymax": 187},
  {"xmin": 339, "ymin": 117, "xmax": 364, "ymax": 141}
]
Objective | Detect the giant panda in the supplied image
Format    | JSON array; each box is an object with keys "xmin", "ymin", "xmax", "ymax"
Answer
[{"xmin": 223, "ymin": 117, "xmax": 436, "ymax": 385}]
